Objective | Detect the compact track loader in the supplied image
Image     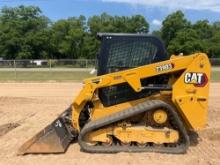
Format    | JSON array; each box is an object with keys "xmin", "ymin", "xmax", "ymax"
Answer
[{"xmin": 18, "ymin": 33, "xmax": 211, "ymax": 155}]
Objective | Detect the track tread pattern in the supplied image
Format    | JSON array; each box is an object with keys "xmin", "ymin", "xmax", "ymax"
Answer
[{"xmin": 78, "ymin": 100, "xmax": 190, "ymax": 154}]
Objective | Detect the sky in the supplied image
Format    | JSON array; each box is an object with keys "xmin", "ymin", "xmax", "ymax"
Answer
[{"xmin": 1, "ymin": 0, "xmax": 220, "ymax": 31}]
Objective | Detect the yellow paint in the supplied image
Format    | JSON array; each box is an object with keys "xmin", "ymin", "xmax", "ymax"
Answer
[
  {"xmin": 153, "ymin": 110, "xmax": 168, "ymax": 124},
  {"xmin": 172, "ymin": 53, "xmax": 210, "ymax": 130},
  {"xmin": 114, "ymin": 126, "xmax": 179, "ymax": 144},
  {"xmin": 85, "ymin": 127, "xmax": 113, "ymax": 144},
  {"xmin": 86, "ymin": 126, "xmax": 179, "ymax": 144},
  {"xmin": 71, "ymin": 53, "xmax": 210, "ymax": 139}
]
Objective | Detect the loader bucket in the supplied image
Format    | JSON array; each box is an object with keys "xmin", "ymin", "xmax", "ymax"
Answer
[{"xmin": 18, "ymin": 107, "xmax": 76, "ymax": 155}]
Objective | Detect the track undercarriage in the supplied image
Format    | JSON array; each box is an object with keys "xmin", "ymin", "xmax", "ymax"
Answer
[{"xmin": 79, "ymin": 99, "xmax": 189, "ymax": 153}]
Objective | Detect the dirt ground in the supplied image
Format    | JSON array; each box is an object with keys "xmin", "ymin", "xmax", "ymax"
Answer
[{"xmin": 0, "ymin": 82, "xmax": 219, "ymax": 165}]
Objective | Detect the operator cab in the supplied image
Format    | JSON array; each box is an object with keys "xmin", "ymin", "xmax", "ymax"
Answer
[{"xmin": 96, "ymin": 33, "xmax": 169, "ymax": 107}]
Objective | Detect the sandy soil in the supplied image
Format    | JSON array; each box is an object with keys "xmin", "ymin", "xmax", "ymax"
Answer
[{"xmin": 0, "ymin": 82, "xmax": 219, "ymax": 165}]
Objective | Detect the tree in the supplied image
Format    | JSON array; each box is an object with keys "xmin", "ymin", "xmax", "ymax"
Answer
[
  {"xmin": 1, "ymin": 5, "xmax": 219, "ymax": 59},
  {"xmin": 81, "ymin": 33, "xmax": 100, "ymax": 59},
  {"xmin": 168, "ymin": 28, "xmax": 206, "ymax": 55},
  {"xmin": 127, "ymin": 15, "xmax": 149, "ymax": 33},
  {"xmin": 86, "ymin": 13, "xmax": 149, "ymax": 58},
  {"xmin": 192, "ymin": 20, "xmax": 213, "ymax": 40},
  {"xmin": 88, "ymin": 13, "xmax": 149, "ymax": 34},
  {"xmin": 207, "ymin": 31, "xmax": 220, "ymax": 58},
  {"xmin": 161, "ymin": 10, "xmax": 190, "ymax": 46},
  {"xmin": 0, "ymin": 5, "xmax": 50, "ymax": 59},
  {"xmin": 213, "ymin": 21, "xmax": 220, "ymax": 31},
  {"xmin": 152, "ymin": 30, "xmax": 162, "ymax": 38},
  {"xmin": 50, "ymin": 16, "xmax": 86, "ymax": 59}
]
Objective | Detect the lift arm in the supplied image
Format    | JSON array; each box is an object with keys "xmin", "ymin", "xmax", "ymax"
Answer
[{"xmin": 73, "ymin": 54, "xmax": 197, "ymax": 107}]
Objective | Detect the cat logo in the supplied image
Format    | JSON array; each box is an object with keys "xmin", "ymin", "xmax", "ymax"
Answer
[{"xmin": 184, "ymin": 72, "xmax": 208, "ymax": 87}]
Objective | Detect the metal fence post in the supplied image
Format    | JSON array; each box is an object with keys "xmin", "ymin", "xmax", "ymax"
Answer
[
  {"xmin": 13, "ymin": 60, "xmax": 17, "ymax": 80},
  {"xmin": 49, "ymin": 59, "xmax": 52, "ymax": 77}
]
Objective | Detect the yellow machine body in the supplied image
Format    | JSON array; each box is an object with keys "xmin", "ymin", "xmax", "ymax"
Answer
[
  {"xmin": 72, "ymin": 53, "xmax": 210, "ymax": 131},
  {"xmin": 18, "ymin": 53, "xmax": 211, "ymax": 155}
]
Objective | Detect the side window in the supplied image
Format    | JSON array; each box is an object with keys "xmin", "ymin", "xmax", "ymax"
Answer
[{"xmin": 107, "ymin": 40, "xmax": 158, "ymax": 70}]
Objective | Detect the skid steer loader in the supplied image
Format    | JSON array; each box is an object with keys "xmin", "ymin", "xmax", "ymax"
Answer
[{"xmin": 18, "ymin": 33, "xmax": 211, "ymax": 155}]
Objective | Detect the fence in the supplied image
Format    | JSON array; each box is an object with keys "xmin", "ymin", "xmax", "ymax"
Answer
[
  {"xmin": 0, "ymin": 59, "xmax": 97, "ymax": 69},
  {"xmin": 0, "ymin": 58, "xmax": 219, "ymax": 81},
  {"xmin": 0, "ymin": 58, "xmax": 219, "ymax": 69},
  {"xmin": 0, "ymin": 59, "xmax": 97, "ymax": 81}
]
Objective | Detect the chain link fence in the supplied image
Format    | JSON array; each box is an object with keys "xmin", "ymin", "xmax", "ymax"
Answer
[
  {"xmin": 0, "ymin": 59, "xmax": 97, "ymax": 81},
  {"xmin": 0, "ymin": 59, "xmax": 97, "ymax": 68},
  {"xmin": 0, "ymin": 58, "xmax": 219, "ymax": 68},
  {"xmin": 0, "ymin": 58, "xmax": 219, "ymax": 81}
]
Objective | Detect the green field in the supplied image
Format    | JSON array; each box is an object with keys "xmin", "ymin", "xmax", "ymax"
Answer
[
  {"xmin": 0, "ymin": 70, "xmax": 93, "ymax": 81},
  {"xmin": 211, "ymin": 71, "xmax": 220, "ymax": 82},
  {"xmin": 0, "ymin": 69, "xmax": 219, "ymax": 82}
]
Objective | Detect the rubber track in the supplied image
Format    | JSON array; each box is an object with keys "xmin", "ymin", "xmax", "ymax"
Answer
[{"xmin": 78, "ymin": 100, "xmax": 190, "ymax": 154}]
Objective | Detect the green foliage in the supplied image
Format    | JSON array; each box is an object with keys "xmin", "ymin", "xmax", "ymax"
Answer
[
  {"xmin": 86, "ymin": 13, "xmax": 149, "ymax": 59},
  {"xmin": 161, "ymin": 11, "xmax": 190, "ymax": 46},
  {"xmin": 152, "ymin": 30, "xmax": 162, "ymax": 38},
  {"xmin": 207, "ymin": 31, "xmax": 220, "ymax": 58},
  {"xmin": 161, "ymin": 11, "xmax": 220, "ymax": 58},
  {"xmin": 88, "ymin": 13, "xmax": 149, "ymax": 34},
  {"xmin": 192, "ymin": 20, "xmax": 213, "ymax": 39},
  {"xmin": 168, "ymin": 28, "xmax": 206, "ymax": 55},
  {"xmin": 50, "ymin": 16, "xmax": 86, "ymax": 59},
  {"xmin": 81, "ymin": 33, "xmax": 100, "ymax": 59},
  {"xmin": 0, "ymin": 7, "xmax": 149, "ymax": 59},
  {"xmin": 0, "ymin": 5, "xmax": 220, "ymax": 59},
  {"xmin": 0, "ymin": 5, "xmax": 50, "ymax": 59}
]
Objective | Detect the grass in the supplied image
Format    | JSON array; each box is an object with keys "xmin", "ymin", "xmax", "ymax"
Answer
[
  {"xmin": 211, "ymin": 71, "xmax": 220, "ymax": 82},
  {"xmin": 0, "ymin": 69, "xmax": 219, "ymax": 82},
  {"xmin": 0, "ymin": 70, "xmax": 93, "ymax": 81}
]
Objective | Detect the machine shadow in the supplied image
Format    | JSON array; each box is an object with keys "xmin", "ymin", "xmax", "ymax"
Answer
[{"xmin": 188, "ymin": 131, "xmax": 199, "ymax": 146}]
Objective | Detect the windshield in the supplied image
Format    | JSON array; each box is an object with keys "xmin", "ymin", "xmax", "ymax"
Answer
[{"xmin": 107, "ymin": 40, "xmax": 158, "ymax": 68}]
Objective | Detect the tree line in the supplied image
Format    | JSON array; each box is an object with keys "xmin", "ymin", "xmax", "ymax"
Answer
[{"xmin": 0, "ymin": 5, "xmax": 219, "ymax": 59}]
